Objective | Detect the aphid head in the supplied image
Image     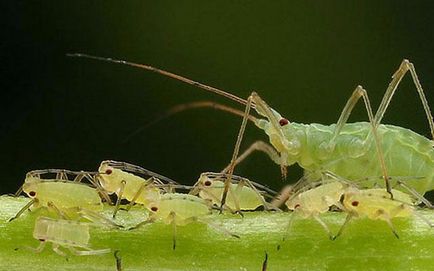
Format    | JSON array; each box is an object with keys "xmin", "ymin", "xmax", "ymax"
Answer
[
  {"xmin": 22, "ymin": 182, "xmax": 38, "ymax": 199},
  {"xmin": 98, "ymin": 162, "xmax": 122, "ymax": 193},
  {"xmin": 197, "ymin": 174, "xmax": 215, "ymax": 189},
  {"xmin": 251, "ymin": 92, "xmax": 301, "ymax": 166}
]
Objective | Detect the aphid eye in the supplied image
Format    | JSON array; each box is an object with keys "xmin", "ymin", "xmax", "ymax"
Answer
[
  {"xmin": 204, "ymin": 180, "xmax": 212, "ymax": 186},
  {"xmin": 279, "ymin": 118, "xmax": 289, "ymax": 126},
  {"xmin": 38, "ymin": 239, "xmax": 45, "ymax": 242},
  {"xmin": 351, "ymin": 201, "xmax": 359, "ymax": 207},
  {"xmin": 294, "ymin": 204, "xmax": 300, "ymax": 209},
  {"xmin": 105, "ymin": 168, "xmax": 113, "ymax": 175},
  {"xmin": 28, "ymin": 191, "xmax": 36, "ymax": 197},
  {"xmin": 150, "ymin": 206, "xmax": 158, "ymax": 212}
]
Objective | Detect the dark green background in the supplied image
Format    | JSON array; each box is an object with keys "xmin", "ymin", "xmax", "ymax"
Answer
[{"xmin": 2, "ymin": 1, "xmax": 434, "ymax": 195}]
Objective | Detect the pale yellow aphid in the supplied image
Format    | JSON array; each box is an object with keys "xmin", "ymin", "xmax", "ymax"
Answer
[
  {"xmin": 191, "ymin": 172, "xmax": 276, "ymax": 212},
  {"xmin": 25, "ymin": 216, "xmax": 110, "ymax": 256},
  {"xmin": 97, "ymin": 160, "xmax": 179, "ymax": 218},
  {"xmin": 335, "ymin": 187, "xmax": 432, "ymax": 239},
  {"xmin": 132, "ymin": 193, "xmax": 240, "ymax": 250},
  {"xmin": 283, "ymin": 180, "xmax": 347, "ymax": 240},
  {"xmin": 10, "ymin": 170, "xmax": 119, "ymax": 228}
]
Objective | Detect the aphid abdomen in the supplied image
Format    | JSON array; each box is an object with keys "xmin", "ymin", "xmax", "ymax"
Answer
[{"xmin": 33, "ymin": 217, "xmax": 90, "ymax": 248}]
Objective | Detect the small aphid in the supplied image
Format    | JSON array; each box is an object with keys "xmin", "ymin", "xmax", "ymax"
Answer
[
  {"xmin": 334, "ymin": 187, "xmax": 433, "ymax": 239},
  {"xmin": 190, "ymin": 172, "xmax": 277, "ymax": 212},
  {"xmin": 22, "ymin": 216, "xmax": 110, "ymax": 256},
  {"xmin": 131, "ymin": 193, "xmax": 239, "ymax": 250},
  {"xmin": 283, "ymin": 180, "xmax": 347, "ymax": 240},
  {"xmin": 97, "ymin": 160, "xmax": 179, "ymax": 218},
  {"xmin": 10, "ymin": 170, "xmax": 119, "ymax": 227}
]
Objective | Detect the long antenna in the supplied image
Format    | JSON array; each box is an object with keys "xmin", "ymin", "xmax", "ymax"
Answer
[{"xmin": 67, "ymin": 53, "xmax": 249, "ymax": 106}]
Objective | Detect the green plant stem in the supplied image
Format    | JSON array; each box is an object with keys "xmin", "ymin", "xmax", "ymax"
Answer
[{"xmin": 1, "ymin": 195, "xmax": 433, "ymax": 271}]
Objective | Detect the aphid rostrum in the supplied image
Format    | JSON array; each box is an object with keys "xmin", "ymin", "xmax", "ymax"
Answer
[
  {"xmin": 21, "ymin": 216, "xmax": 110, "ymax": 256},
  {"xmin": 68, "ymin": 54, "xmax": 434, "ymax": 204}
]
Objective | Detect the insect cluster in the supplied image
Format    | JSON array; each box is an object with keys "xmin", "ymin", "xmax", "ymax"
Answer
[{"xmin": 7, "ymin": 56, "xmax": 434, "ymax": 268}]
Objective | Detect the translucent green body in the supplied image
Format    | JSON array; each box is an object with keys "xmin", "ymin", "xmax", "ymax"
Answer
[
  {"xmin": 23, "ymin": 180, "xmax": 103, "ymax": 212},
  {"xmin": 261, "ymin": 120, "xmax": 434, "ymax": 194}
]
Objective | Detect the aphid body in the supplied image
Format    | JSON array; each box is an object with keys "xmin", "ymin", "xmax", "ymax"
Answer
[
  {"xmin": 193, "ymin": 172, "xmax": 273, "ymax": 211},
  {"xmin": 31, "ymin": 216, "xmax": 110, "ymax": 256}
]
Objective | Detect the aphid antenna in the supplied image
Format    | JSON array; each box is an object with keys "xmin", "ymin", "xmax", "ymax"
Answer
[{"xmin": 67, "ymin": 53, "xmax": 251, "ymax": 108}]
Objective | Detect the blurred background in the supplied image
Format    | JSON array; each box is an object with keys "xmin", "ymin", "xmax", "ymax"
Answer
[{"xmin": 2, "ymin": 1, "xmax": 434, "ymax": 197}]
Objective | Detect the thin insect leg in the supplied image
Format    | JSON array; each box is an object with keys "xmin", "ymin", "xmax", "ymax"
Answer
[
  {"xmin": 220, "ymin": 94, "xmax": 253, "ymax": 212},
  {"xmin": 236, "ymin": 175, "xmax": 277, "ymax": 211},
  {"xmin": 77, "ymin": 208, "xmax": 122, "ymax": 228},
  {"xmin": 329, "ymin": 86, "xmax": 392, "ymax": 197},
  {"xmin": 68, "ymin": 246, "xmax": 111, "ymax": 256},
  {"xmin": 332, "ymin": 214, "xmax": 353, "ymax": 240},
  {"xmin": 277, "ymin": 211, "xmax": 297, "ymax": 250},
  {"xmin": 113, "ymin": 180, "xmax": 126, "ymax": 218},
  {"xmin": 47, "ymin": 201, "xmax": 70, "ymax": 220},
  {"xmin": 125, "ymin": 181, "xmax": 149, "ymax": 211},
  {"xmin": 195, "ymin": 217, "xmax": 240, "ymax": 239},
  {"xmin": 271, "ymin": 185, "xmax": 293, "ymax": 209},
  {"xmin": 383, "ymin": 216, "xmax": 400, "ymax": 239},
  {"xmin": 16, "ymin": 240, "xmax": 47, "ymax": 253},
  {"xmin": 14, "ymin": 185, "xmax": 24, "ymax": 197},
  {"xmin": 262, "ymin": 252, "xmax": 269, "ymax": 271},
  {"xmin": 188, "ymin": 181, "xmax": 237, "ymax": 213},
  {"xmin": 67, "ymin": 53, "xmax": 249, "ymax": 106},
  {"xmin": 169, "ymin": 212, "xmax": 177, "ymax": 250},
  {"xmin": 114, "ymin": 250, "xmax": 123, "ymax": 271},
  {"xmin": 52, "ymin": 244, "xmax": 68, "ymax": 257},
  {"xmin": 412, "ymin": 210, "xmax": 434, "ymax": 227},
  {"xmin": 128, "ymin": 218, "xmax": 155, "ymax": 230},
  {"xmin": 312, "ymin": 214, "xmax": 334, "ymax": 240},
  {"xmin": 8, "ymin": 199, "xmax": 35, "ymax": 222},
  {"xmin": 396, "ymin": 180, "xmax": 433, "ymax": 208},
  {"xmin": 84, "ymin": 173, "xmax": 113, "ymax": 205},
  {"xmin": 375, "ymin": 60, "xmax": 434, "ymax": 139},
  {"xmin": 220, "ymin": 141, "xmax": 281, "ymax": 174}
]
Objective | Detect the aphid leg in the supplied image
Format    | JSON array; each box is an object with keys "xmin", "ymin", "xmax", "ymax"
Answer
[
  {"xmin": 14, "ymin": 185, "xmax": 24, "ymax": 197},
  {"xmin": 236, "ymin": 175, "xmax": 279, "ymax": 211},
  {"xmin": 412, "ymin": 211, "xmax": 434, "ymax": 228},
  {"xmin": 47, "ymin": 201, "xmax": 71, "ymax": 219},
  {"xmin": 312, "ymin": 214, "xmax": 334, "ymax": 240},
  {"xmin": 128, "ymin": 217, "xmax": 155, "ymax": 230},
  {"xmin": 374, "ymin": 60, "xmax": 434, "ymax": 140},
  {"xmin": 396, "ymin": 180, "xmax": 433, "ymax": 208},
  {"xmin": 114, "ymin": 250, "xmax": 123, "ymax": 271},
  {"xmin": 169, "ymin": 211, "xmax": 177, "ymax": 250},
  {"xmin": 81, "ymin": 173, "xmax": 113, "ymax": 205},
  {"xmin": 8, "ymin": 199, "xmax": 36, "ymax": 222},
  {"xmin": 220, "ymin": 94, "xmax": 253, "ymax": 213},
  {"xmin": 68, "ymin": 246, "xmax": 111, "ymax": 256},
  {"xmin": 328, "ymin": 85, "xmax": 391, "ymax": 197},
  {"xmin": 220, "ymin": 141, "xmax": 281, "ymax": 174},
  {"xmin": 76, "ymin": 208, "xmax": 123, "ymax": 228},
  {"xmin": 125, "ymin": 181, "xmax": 150, "ymax": 212},
  {"xmin": 262, "ymin": 251, "xmax": 268, "ymax": 271},
  {"xmin": 195, "ymin": 217, "xmax": 240, "ymax": 239},
  {"xmin": 332, "ymin": 214, "xmax": 353, "ymax": 240},
  {"xmin": 271, "ymin": 185, "xmax": 293, "ymax": 209},
  {"xmin": 113, "ymin": 180, "xmax": 127, "ymax": 218},
  {"xmin": 277, "ymin": 211, "xmax": 297, "ymax": 250},
  {"xmin": 56, "ymin": 170, "xmax": 68, "ymax": 180},
  {"xmin": 16, "ymin": 240, "xmax": 47, "ymax": 253},
  {"xmin": 52, "ymin": 244, "xmax": 68, "ymax": 257}
]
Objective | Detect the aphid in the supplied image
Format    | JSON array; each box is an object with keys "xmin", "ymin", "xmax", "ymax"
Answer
[
  {"xmin": 282, "ymin": 178, "xmax": 348, "ymax": 241},
  {"xmin": 21, "ymin": 216, "xmax": 110, "ymax": 256},
  {"xmin": 190, "ymin": 172, "xmax": 277, "ymax": 212},
  {"xmin": 67, "ymin": 54, "xmax": 434, "ymax": 203},
  {"xmin": 130, "ymin": 193, "xmax": 240, "ymax": 250},
  {"xmin": 334, "ymin": 187, "xmax": 434, "ymax": 239},
  {"xmin": 10, "ymin": 170, "xmax": 118, "ymax": 227},
  {"xmin": 97, "ymin": 160, "xmax": 179, "ymax": 218}
]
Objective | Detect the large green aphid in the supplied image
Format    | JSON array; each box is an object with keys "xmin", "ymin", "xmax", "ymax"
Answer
[{"xmin": 67, "ymin": 54, "xmax": 434, "ymax": 203}]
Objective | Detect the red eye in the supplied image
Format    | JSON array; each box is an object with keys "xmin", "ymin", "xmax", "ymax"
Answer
[
  {"xmin": 29, "ymin": 191, "xmax": 36, "ymax": 197},
  {"xmin": 351, "ymin": 201, "xmax": 359, "ymax": 207},
  {"xmin": 279, "ymin": 118, "xmax": 289, "ymax": 126},
  {"xmin": 105, "ymin": 169, "xmax": 113, "ymax": 175},
  {"xmin": 204, "ymin": 180, "xmax": 212, "ymax": 186},
  {"xmin": 150, "ymin": 206, "xmax": 158, "ymax": 212}
]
